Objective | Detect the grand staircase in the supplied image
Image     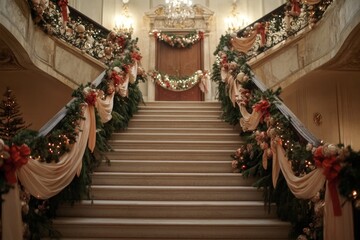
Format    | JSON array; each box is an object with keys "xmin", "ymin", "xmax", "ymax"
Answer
[{"xmin": 54, "ymin": 101, "xmax": 291, "ymax": 239}]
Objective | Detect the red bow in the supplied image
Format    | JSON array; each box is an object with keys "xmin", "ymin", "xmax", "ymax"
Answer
[
  {"xmin": 314, "ymin": 146, "xmax": 342, "ymax": 216},
  {"xmin": 253, "ymin": 99, "xmax": 270, "ymax": 114},
  {"xmin": 2, "ymin": 144, "xmax": 31, "ymax": 184}
]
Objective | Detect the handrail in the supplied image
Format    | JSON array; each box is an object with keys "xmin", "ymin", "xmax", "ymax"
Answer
[
  {"xmin": 251, "ymin": 73, "xmax": 320, "ymax": 146},
  {"xmin": 38, "ymin": 71, "xmax": 106, "ymax": 136}
]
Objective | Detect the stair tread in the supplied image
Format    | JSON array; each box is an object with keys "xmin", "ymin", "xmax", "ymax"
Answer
[
  {"xmin": 109, "ymin": 140, "xmax": 240, "ymax": 143},
  {"xmin": 91, "ymin": 185, "xmax": 257, "ymax": 189},
  {"xmin": 92, "ymin": 172, "xmax": 243, "ymax": 176},
  {"xmin": 54, "ymin": 217, "xmax": 289, "ymax": 226},
  {"xmin": 114, "ymin": 132, "xmax": 239, "ymax": 136},
  {"xmin": 109, "ymin": 149, "xmax": 234, "ymax": 152},
  {"xmin": 65, "ymin": 200, "xmax": 268, "ymax": 206}
]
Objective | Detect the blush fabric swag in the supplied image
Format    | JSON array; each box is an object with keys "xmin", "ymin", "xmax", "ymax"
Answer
[
  {"xmin": 2, "ymin": 62, "xmax": 139, "ymax": 240},
  {"xmin": 221, "ymin": 65, "xmax": 354, "ymax": 239}
]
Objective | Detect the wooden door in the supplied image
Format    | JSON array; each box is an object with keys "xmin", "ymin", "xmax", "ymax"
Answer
[{"xmin": 155, "ymin": 35, "xmax": 204, "ymax": 101}]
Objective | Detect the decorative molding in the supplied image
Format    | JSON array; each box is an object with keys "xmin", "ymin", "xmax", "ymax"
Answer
[{"xmin": 145, "ymin": 4, "xmax": 214, "ymax": 32}]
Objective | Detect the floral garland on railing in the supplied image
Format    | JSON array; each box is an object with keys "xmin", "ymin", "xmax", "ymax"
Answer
[
  {"xmin": 152, "ymin": 30, "xmax": 204, "ymax": 48},
  {"xmin": 1, "ymin": 1, "xmax": 146, "ymax": 239},
  {"xmin": 231, "ymin": 0, "xmax": 333, "ymax": 60},
  {"xmin": 147, "ymin": 69, "xmax": 209, "ymax": 92},
  {"xmin": 28, "ymin": 0, "xmax": 143, "ymax": 66},
  {"xmin": 212, "ymin": 32, "xmax": 359, "ymax": 240}
]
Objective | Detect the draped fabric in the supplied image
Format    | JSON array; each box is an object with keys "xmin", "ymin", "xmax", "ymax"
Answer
[
  {"xmin": 3, "ymin": 88, "xmax": 117, "ymax": 239},
  {"xmin": 231, "ymin": 31, "xmax": 257, "ymax": 53},
  {"xmin": 95, "ymin": 91, "xmax": 115, "ymax": 123},
  {"xmin": 129, "ymin": 61, "xmax": 138, "ymax": 84},
  {"xmin": 199, "ymin": 74, "xmax": 210, "ymax": 94},
  {"xmin": 118, "ymin": 74, "xmax": 130, "ymax": 97},
  {"xmin": 17, "ymin": 106, "xmax": 91, "ymax": 199},
  {"xmin": 87, "ymin": 105, "xmax": 96, "ymax": 152},
  {"xmin": 239, "ymin": 105, "xmax": 263, "ymax": 131},
  {"xmin": 273, "ymin": 141, "xmax": 354, "ymax": 240}
]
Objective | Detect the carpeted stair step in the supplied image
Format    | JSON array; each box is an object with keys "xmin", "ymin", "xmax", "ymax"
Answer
[
  {"xmin": 57, "ymin": 200, "xmax": 277, "ymax": 219},
  {"xmin": 52, "ymin": 218, "xmax": 290, "ymax": 239},
  {"xmin": 104, "ymin": 149, "xmax": 235, "ymax": 161},
  {"xmin": 108, "ymin": 140, "xmax": 240, "ymax": 150},
  {"xmin": 89, "ymin": 185, "xmax": 263, "ymax": 201},
  {"xmin": 95, "ymin": 160, "xmax": 233, "ymax": 173},
  {"xmin": 111, "ymin": 132, "xmax": 241, "ymax": 141},
  {"xmin": 91, "ymin": 172, "xmax": 254, "ymax": 186}
]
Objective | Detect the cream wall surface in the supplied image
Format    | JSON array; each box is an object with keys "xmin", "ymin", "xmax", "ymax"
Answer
[
  {"xmin": 281, "ymin": 71, "xmax": 360, "ymax": 150},
  {"xmin": 68, "ymin": 0, "xmax": 286, "ymax": 101}
]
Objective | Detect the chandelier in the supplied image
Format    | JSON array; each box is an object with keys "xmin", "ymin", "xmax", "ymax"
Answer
[{"xmin": 164, "ymin": 0, "xmax": 195, "ymax": 27}]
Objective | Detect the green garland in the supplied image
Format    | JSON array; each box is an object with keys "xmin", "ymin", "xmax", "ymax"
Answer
[
  {"xmin": 152, "ymin": 31, "xmax": 204, "ymax": 48},
  {"xmin": 147, "ymin": 70, "xmax": 206, "ymax": 91}
]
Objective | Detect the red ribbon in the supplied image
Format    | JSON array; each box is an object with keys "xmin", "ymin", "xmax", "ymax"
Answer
[
  {"xmin": 314, "ymin": 146, "xmax": 342, "ymax": 216},
  {"xmin": 291, "ymin": 0, "xmax": 301, "ymax": 15},
  {"xmin": 256, "ymin": 23, "xmax": 267, "ymax": 45},
  {"xmin": 58, "ymin": 0, "xmax": 69, "ymax": 22}
]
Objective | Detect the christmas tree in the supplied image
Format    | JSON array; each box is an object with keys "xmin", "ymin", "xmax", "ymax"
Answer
[{"xmin": 0, "ymin": 87, "xmax": 29, "ymax": 142}]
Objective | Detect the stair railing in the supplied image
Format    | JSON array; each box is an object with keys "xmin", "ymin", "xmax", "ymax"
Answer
[{"xmin": 235, "ymin": 0, "xmax": 333, "ymax": 61}]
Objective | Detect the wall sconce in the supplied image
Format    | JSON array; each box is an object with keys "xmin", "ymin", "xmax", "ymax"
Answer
[
  {"xmin": 114, "ymin": 0, "xmax": 134, "ymax": 34},
  {"xmin": 224, "ymin": 0, "xmax": 250, "ymax": 33}
]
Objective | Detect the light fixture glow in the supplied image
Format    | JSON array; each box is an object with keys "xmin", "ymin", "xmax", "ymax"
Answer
[{"xmin": 164, "ymin": 0, "xmax": 195, "ymax": 27}]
